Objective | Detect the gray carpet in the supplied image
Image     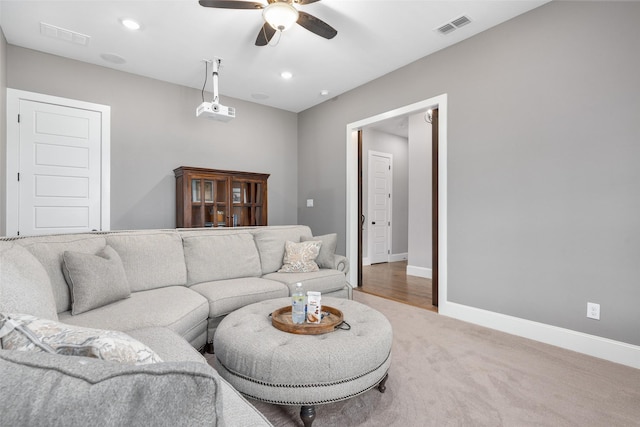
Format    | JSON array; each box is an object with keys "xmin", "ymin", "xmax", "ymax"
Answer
[{"xmin": 209, "ymin": 292, "xmax": 640, "ymax": 426}]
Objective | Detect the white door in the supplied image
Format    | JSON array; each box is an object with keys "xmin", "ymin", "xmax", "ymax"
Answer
[
  {"xmin": 368, "ymin": 151, "xmax": 392, "ymax": 264},
  {"xmin": 6, "ymin": 89, "xmax": 110, "ymax": 236}
]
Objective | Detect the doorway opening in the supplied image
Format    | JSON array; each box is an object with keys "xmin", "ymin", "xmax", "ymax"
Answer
[{"xmin": 345, "ymin": 94, "xmax": 448, "ymax": 309}]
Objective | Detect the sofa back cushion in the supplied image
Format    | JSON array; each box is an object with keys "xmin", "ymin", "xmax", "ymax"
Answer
[
  {"xmin": 252, "ymin": 225, "xmax": 313, "ymax": 274},
  {"xmin": 183, "ymin": 232, "xmax": 262, "ymax": 286},
  {"xmin": 105, "ymin": 231, "xmax": 187, "ymax": 292},
  {"xmin": 18, "ymin": 235, "xmax": 107, "ymax": 314},
  {"xmin": 0, "ymin": 242, "xmax": 58, "ymax": 320}
]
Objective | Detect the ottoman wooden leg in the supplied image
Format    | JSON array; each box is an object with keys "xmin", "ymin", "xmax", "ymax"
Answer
[
  {"xmin": 377, "ymin": 373, "xmax": 389, "ymax": 393},
  {"xmin": 300, "ymin": 405, "xmax": 316, "ymax": 427}
]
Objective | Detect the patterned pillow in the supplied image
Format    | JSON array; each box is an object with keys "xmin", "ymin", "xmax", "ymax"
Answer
[
  {"xmin": 278, "ymin": 240, "xmax": 322, "ymax": 273},
  {"xmin": 0, "ymin": 313, "xmax": 162, "ymax": 365}
]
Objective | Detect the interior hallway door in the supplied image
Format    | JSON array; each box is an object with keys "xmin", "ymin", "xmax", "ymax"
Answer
[
  {"xmin": 6, "ymin": 89, "xmax": 111, "ymax": 236},
  {"xmin": 368, "ymin": 151, "xmax": 392, "ymax": 264}
]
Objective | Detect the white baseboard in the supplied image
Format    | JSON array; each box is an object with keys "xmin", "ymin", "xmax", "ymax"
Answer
[
  {"xmin": 406, "ymin": 265, "xmax": 432, "ymax": 279},
  {"xmin": 439, "ymin": 301, "xmax": 640, "ymax": 370},
  {"xmin": 389, "ymin": 253, "xmax": 408, "ymax": 262},
  {"xmin": 362, "ymin": 257, "xmax": 371, "ymax": 266}
]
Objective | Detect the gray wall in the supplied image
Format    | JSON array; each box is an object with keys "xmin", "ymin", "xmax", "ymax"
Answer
[
  {"xmin": 4, "ymin": 46, "xmax": 298, "ymax": 231},
  {"xmin": 0, "ymin": 28, "xmax": 6, "ymax": 236},
  {"xmin": 298, "ymin": 2, "xmax": 640, "ymax": 346},
  {"xmin": 361, "ymin": 128, "xmax": 409, "ymax": 259},
  {"xmin": 407, "ymin": 113, "xmax": 431, "ymax": 272}
]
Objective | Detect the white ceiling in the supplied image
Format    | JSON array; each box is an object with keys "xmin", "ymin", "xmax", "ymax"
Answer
[{"xmin": 0, "ymin": 0, "xmax": 549, "ymax": 113}]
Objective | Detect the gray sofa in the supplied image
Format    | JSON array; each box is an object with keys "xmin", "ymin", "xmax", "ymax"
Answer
[{"xmin": 0, "ymin": 225, "xmax": 351, "ymax": 426}]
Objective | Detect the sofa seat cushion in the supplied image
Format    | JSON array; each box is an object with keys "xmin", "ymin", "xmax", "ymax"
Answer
[
  {"xmin": 0, "ymin": 349, "xmax": 221, "ymax": 427},
  {"xmin": 58, "ymin": 286, "xmax": 208, "ymax": 341},
  {"xmin": 0, "ymin": 243, "xmax": 58, "ymax": 320},
  {"xmin": 191, "ymin": 277, "xmax": 289, "ymax": 318},
  {"xmin": 183, "ymin": 232, "xmax": 262, "ymax": 285},
  {"xmin": 126, "ymin": 327, "xmax": 206, "ymax": 364},
  {"xmin": 263, "ymin": 269, "xmax": 347, "ymax": 295}
]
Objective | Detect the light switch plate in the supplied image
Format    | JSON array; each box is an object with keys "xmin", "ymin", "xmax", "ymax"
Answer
[{"xmin": 306, "ymin": 199, "xmax": 314, "ymax": 207}]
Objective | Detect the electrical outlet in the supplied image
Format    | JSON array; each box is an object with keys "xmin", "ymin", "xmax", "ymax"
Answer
[
  {"xmin": 306, "ymin": 199, "xmax": 314, "ymax": 207},
  {"xmin": 587, "ymin": 302, "xmax": 600, "ymax": 320}
]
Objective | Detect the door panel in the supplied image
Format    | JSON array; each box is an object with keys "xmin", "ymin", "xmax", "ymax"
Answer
[
  {"xmin": 19, "ymin": 100, "xmax": 102, "ymax": 235},
  {"xmin": 369, "ymin": 152, "xmax": 391, "ymax": 264}
]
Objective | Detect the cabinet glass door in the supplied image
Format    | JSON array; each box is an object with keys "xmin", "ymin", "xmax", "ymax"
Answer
[
  {"xmin": 213, "ymin": 179, "xmax": 228, "ymax": 227},
  {"xmin": 190, "ymin": 179, "xmax": 204, "ymax": 227}
]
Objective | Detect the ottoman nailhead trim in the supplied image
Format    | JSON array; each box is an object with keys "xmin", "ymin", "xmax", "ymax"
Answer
[
  {"xmin": 217, "ymin": 350, "xmax": 391, "ymax": 389},
  {"xmin": 240, "ymin": 372, "xmax": 389, "ymax": 406}
]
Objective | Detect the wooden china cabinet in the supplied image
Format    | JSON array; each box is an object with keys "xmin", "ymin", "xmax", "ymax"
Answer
[{"xmin": 174, "ymin": 166, "xmax": 269, "ymax": 228}]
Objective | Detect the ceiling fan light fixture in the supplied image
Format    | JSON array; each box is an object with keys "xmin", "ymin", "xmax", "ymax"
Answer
[{"xmin": 263, "ymin": 2, "xmax": 299, "ymax": 32}]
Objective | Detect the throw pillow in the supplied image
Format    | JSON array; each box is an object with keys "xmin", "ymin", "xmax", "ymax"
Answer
[
  {"xmin": 0, "ymin": 313, "xmax": 162, "ymax": 365},
  {"xmin": 278, "ymin": 240, "xmax": 322, "ymax": 273},
  {"xmin": 301, "ymin": 234, "xmax": 337, "ymax": 269},
  {"xmin": 62, "ymin": 245, "xmax": 131, "ymax": 315}
]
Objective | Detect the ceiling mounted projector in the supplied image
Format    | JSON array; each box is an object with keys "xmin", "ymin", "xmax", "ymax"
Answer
[{"xmin": 197, "ymin": 57, "xmax": 236, "ymax": 122}]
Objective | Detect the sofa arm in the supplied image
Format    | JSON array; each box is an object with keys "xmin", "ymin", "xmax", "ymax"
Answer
[
  {"xmin": 333, "ymin": 254, "xmax": 350, "ymax": 274},
  {"xmin": 0, "ymin": 349, "xmax": 221, "ymax": 426}
]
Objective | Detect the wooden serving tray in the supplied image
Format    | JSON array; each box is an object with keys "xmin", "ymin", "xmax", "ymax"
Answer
[{"xmin": 271, "ymin": 305, "xmax": 344, "ymax": 335}]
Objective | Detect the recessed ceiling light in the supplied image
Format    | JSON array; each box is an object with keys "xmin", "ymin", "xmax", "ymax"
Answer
[
  {"xmin": 280, "ymin": 71, "xmax": 293, "ymax": 80},
  {"xmin": 121, "ymin": 19, "xmax": 141, "ymax": 31},
  {"xmin": 320, "ymin": 89, "xmax": 330, "ymax": 96}
]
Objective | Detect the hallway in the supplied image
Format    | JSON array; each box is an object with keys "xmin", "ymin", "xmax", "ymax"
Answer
[{"xmin": 356, "ymin": 261, "xmax": 437, "ymax": 312}]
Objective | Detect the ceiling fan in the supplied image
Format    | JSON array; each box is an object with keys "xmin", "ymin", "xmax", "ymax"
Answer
[{"xmin": 199, "ymin": 0, "xmax": 338, "ymax": 46}]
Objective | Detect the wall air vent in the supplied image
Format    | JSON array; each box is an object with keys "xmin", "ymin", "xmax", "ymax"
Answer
[
  {"xmin": 40, "ymin": 22, "xmax": 90, "ymax": 46},
  {"xmin": 435, "ymin": 15, "xmax": 472, "ymax": 35}
]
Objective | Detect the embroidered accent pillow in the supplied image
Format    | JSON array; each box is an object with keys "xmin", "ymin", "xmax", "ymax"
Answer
[
  {"xmin": 278, "ymin": 240, "xmax": 322, "ymax": 273},
  {"xmin": 62, "ymin": 245, "xmax": 131, "ymax": 315},
  {"xmin": 301, "ymin": 234, "xmax": 337, "ymax": 269},
  {"xmin": 0, "ymin": 313, "xmax": 162, "ymax": 365}
]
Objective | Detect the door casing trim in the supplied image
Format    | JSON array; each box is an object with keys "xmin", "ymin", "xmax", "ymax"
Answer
[{"xmin": 346, "ymin": 93, "xmax": 448, "ymax": 307}]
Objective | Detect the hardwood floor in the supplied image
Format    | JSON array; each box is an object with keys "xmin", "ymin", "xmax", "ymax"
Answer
[{"xmin": 356, "ymin": 261, "xmax": 437, "ymax": 312}]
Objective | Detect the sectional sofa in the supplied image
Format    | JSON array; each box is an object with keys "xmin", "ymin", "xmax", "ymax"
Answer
[{"xmin": 0, "ymin": 225, "xmax": 351, "ymax": 425}]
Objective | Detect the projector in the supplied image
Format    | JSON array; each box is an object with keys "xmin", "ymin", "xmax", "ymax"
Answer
[{"xmin": 196, "ymin": 102, "xmax": 236, "ymax": 122}]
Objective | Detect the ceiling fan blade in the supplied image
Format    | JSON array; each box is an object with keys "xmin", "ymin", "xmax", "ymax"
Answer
[
  {"xmin": 297, "ymin": 11, "xmax": 337, "ymax": 39},
  {"xmin": 199, "ymin": 0, "xmax": 264, "ymax": 9},
  {"xmin": 294, "ymin": 0, "xmax": 322, "ymax": 4},
  {"xmin": 255, "ymin": 23, "xmax": 277, "ymax": 46}
]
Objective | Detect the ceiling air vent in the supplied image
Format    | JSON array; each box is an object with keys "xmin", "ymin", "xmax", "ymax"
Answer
[
  {"xmin": 435, "ymin": 15, "xmax": 472, "ymax": 35},
  {"xmin": 437, "ymin": 23, "xmax": 456, "ymax": 35},
  {"xmin": 40, "ymin": 22, "xmax": 90, "ymax": 46}
]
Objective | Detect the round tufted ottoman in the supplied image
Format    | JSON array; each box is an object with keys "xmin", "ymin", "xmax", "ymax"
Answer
[{"xmin": 213, "ymin": 297, "xmax": 392, "ymax": 427}]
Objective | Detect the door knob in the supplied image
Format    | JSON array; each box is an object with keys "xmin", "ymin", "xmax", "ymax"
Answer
[{"xmin": 372, "ymin": 221, "xmax": 376, "ymax": 225}]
